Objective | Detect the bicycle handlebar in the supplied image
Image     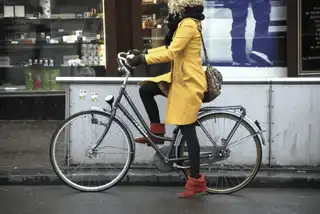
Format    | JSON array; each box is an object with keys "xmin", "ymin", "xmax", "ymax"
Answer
[{"xmin": 117, "ymin": 52, "xmax": 134, "ymax": 78}]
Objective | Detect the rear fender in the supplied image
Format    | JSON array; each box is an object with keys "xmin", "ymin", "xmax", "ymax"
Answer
[{"xmin": 174, "ymin": 108, "xmax": 266, "ymax": 148}]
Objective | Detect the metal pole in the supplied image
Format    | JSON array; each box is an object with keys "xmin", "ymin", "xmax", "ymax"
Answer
[{"xmin": 268, "ymin": 82, "xmax": 273, "ymax": 167}]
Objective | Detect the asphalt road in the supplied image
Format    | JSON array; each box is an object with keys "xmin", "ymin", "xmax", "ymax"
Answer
[{"xmin": 0, "ymin": 186, "xmax": 319, "ymax": 214}]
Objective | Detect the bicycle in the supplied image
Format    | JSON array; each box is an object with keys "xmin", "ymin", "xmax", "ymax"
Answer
[{"xmin": 50, "ymin": 52, "xmax": 266, "ymax": 193}]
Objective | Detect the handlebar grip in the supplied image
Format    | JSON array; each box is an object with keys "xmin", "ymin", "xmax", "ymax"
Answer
[{"xmin": 117, "ymin": 52, "xmax": 134, "ymax": 76}]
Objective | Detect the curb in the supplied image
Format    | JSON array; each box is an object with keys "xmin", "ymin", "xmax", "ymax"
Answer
[{"xmin": 1, "ymin": 169, "xmax": 320, "ymax": 189}]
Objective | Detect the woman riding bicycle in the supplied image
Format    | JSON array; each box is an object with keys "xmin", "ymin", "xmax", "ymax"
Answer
[{"xmin": 126, "ymin": 0, "xmax": 207, "ymax": 198}]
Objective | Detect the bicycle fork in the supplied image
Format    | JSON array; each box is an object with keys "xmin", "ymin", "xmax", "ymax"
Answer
[{"xmin": 88, "ymin": 109, "xmax": 117, "ymax": 155}]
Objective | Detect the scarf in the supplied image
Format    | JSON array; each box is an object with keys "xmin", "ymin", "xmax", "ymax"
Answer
[{"xmin": 164, "ymin": 5, "xmax": 205, "ymax": 46}]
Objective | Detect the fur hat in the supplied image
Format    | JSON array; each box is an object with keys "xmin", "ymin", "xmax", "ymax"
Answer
[{"xmin": 168, "ymin": 0, "xmax": 204, "ymax": 14}]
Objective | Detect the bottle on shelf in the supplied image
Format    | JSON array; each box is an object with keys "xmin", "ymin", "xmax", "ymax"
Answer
[
  {"xmin": 41, "ymin": 60, "xmax": 51, "ymax": 91},
  {"xmin": 50, "ymin": 59, "xmax": 61, "ymax": 91},
  {"xmin": 24, "ymin": 65, "xmax": 33, "ymax": 90},
  {"xmin": 49, "ymin": 59, "xmax": 54, "ymax": 67},
  {"xmin": 44, "ymin": 59, "xmax": 49, "ymax": 66},
  {"xmin": 33, "ymin": 59, "xmax": 42, "ymax": 90}
]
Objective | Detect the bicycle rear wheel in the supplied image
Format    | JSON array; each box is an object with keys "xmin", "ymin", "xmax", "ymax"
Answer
[
  {"xmin": 50, "ymin": 110, "xmax": 134, "ymax": 192},
  {"xmin": 177, "ymin": 111, "xmax": 262, "ymax": 194}
]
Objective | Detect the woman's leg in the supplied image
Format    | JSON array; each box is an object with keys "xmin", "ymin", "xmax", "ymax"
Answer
[
  {"xmin": 180, "ymin": 124, "xmax": 200, "ymax": 179},
  {"xmin": 136, "ymin": 82, "xmax": 166, "ymax": 144},
  {"xmin": 177, "ymin": 123, "xmax": 207, "ymax": 198},
  {"xmin": 139, "ymin": 82, "xmax": 164, "ymax": 123}
]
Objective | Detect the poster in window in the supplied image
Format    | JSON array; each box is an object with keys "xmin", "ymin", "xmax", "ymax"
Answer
[{"xmin": 201, "ymin": 0, "xmax": 287, "ymax": 76}]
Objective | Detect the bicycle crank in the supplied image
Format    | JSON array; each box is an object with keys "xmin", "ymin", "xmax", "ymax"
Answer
[{"xmin": 152, "ymin": 146, "xmax": 176, "ymax": 172}]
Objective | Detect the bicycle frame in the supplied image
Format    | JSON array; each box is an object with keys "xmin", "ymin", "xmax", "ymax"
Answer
[
  {"xmin": 91, "ymin": 83, "xmax": 185, "ymax": 163},
  {"xmin": 90, "ymin": 52, "xmax": 261, "ymax": 166}
]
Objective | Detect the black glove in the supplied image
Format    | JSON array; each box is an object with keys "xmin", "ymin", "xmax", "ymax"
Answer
[
  {"xmin": 126, "ymin": 54, "xmax": 146, "ymax": 67},
  {"xmin": 128, "ymin": 49, "xmax": 142, "ymax": 56},
  {"xmin": 128, "ymin": 49, "xmax": 148, "ymax": 56}
]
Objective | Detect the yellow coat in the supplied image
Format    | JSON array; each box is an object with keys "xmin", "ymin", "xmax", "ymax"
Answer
[{"xmin": 142, "ymin": 18, "xmax": 207, "ymax": 125}]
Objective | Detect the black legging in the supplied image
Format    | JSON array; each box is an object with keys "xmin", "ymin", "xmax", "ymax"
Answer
[
  {"xmin": 139, "ymin": 82, "xmax": 165, "ymax": 123},
  {"xmin": 139, "ymin": 82, "xmax": 200, "ymax": 179},
  {"xmin": 180, "ymin": 124, "xmax": 200, "ymax": 179}
]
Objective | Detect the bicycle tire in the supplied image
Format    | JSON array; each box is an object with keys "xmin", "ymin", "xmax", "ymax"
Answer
[
  {"xmin": 49, "ymin": 110, "xmax": 134, "ymax": 192},
  {"xmin": 176, "ymin": 111, "xmax": 262, "ymax": 194}
]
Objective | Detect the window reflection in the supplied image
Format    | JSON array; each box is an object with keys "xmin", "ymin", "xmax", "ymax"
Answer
[
  {"xmin": 141, "ymin": 0, "xmax": 169, "ymax": 49},
  {"xmin": 140, "ymin": 0, "xmax": 287, "ymax": 68}
]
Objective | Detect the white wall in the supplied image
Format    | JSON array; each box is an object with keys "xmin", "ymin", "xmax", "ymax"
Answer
[{"xmin": 61, "ymin": 79, "xmax": 320, "ymax": 167}]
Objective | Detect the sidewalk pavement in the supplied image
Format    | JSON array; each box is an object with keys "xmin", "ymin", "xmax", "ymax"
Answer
[{"xmin": 0, "ymin": 121, "xmax": 320, "ymax": 188}]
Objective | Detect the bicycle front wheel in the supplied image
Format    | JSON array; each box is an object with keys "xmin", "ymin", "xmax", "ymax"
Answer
[
  {"xmin": 177, "ymin": 111, "xmax": 262, "ymax": 194},
  {"xmin": 50, "ymin": 110, "xmax": 134, "ymax": 192}
]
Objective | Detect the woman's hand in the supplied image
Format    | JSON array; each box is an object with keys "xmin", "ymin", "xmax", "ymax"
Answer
[
  {"xmin": 128, "ymin": 49, "xmax": 142, "ymax": 56},
  {"xmin": 128, "ymin": 49, "xmax": 148, "ymax": 56},
  {"xmin": 126, "ymin": 54, "xmax": 146, "ymax": 67}
]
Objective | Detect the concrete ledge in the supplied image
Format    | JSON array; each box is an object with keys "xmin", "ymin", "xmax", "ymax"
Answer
[
  {"xmin": 1, "ymin": 168, "xmax": 319, "ymax": 189},
  {"xmin": 56, "ymin": 76, "xmax": 320, "ymax": 85}
]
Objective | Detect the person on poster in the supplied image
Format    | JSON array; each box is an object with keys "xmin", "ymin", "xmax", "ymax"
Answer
[{"xmin": 225, "ymin": 0, "xmax": 273, "ymax": 66}]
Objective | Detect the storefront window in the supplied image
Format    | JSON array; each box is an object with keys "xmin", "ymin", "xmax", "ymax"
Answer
[
  {"xmin": 140, "ymin": 0, "xmax": 287, "ymax": 77},
  {"xmin": 142, "ymin": 0, "xmax": 169, "ymax": 49},
  {"xmin": 0, "ymin": 0, "xmax": 107, "ymax": 92},
  {"xmin": 202, "ymin": 0, "xmax": 287, "ymax": 70}
]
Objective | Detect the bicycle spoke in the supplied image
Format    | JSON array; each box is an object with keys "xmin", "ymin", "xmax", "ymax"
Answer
[
  {"xmin": 227, "ymin": 132, "xmax": 260, "ymax": 149},
  {"xmin": 96, "ymin": 145, "xmax": 128, "ymax": 151}
]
